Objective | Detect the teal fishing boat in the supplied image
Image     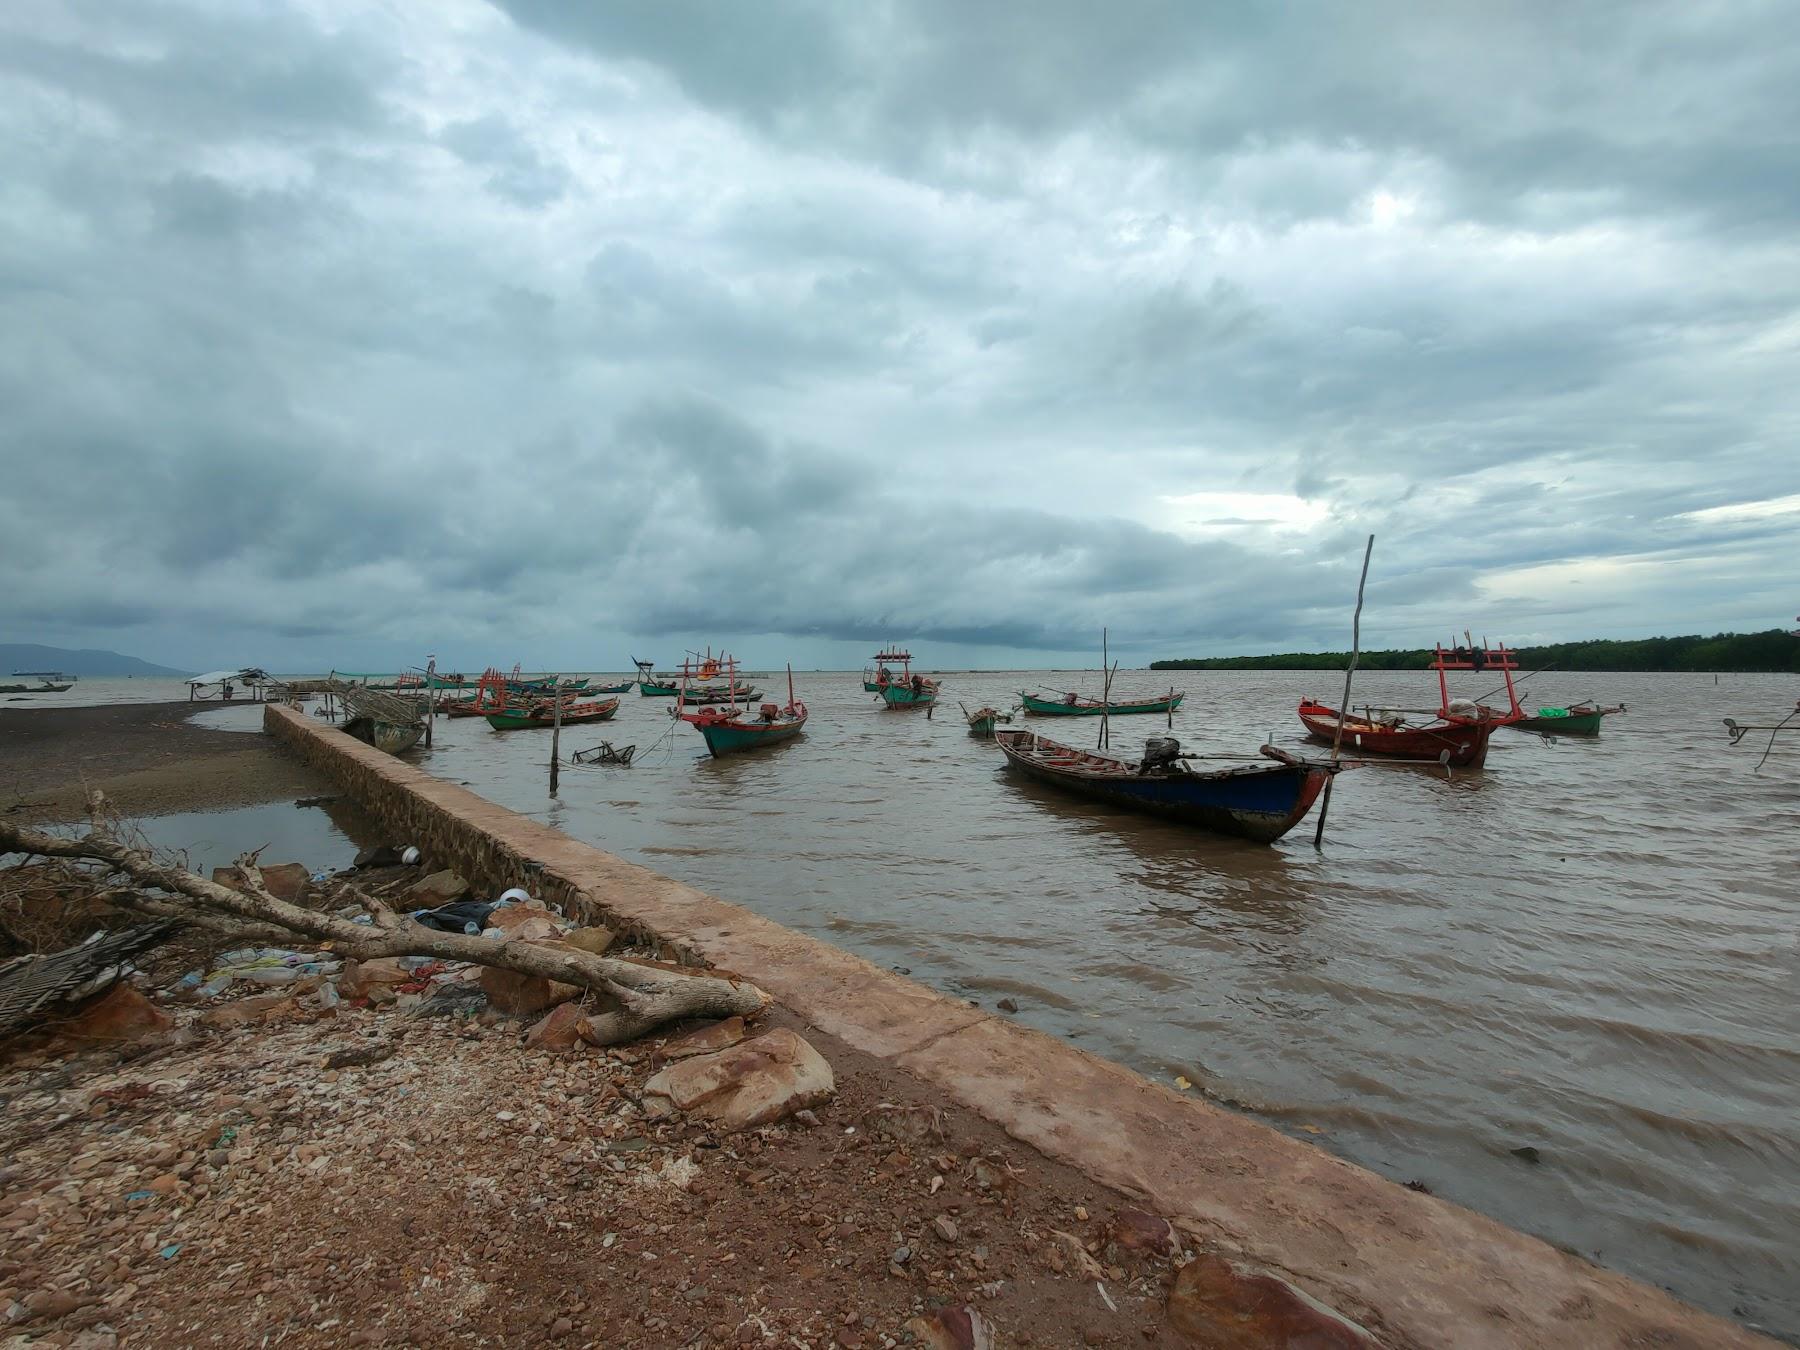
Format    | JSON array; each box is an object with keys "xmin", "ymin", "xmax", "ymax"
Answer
[
  {"xmin": 485, "ymin": 696, "xmax": 619, "ymax": 730},
  {"xmin": 1020, "ymin": 689, "xmax": 1183, "ymax": 717},
  {"xmin": 674, "ymin": 657, "xmax": 807, "ymax": 756},
  {"xmin": 870, "ymin": 648, "xmax": 938, "ymax": 710},
  {"xmin": 963, "ymin": 704, "xmax": 1013, "ymax": 738}
]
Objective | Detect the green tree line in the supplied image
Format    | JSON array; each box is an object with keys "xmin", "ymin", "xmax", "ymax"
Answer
[{"xmin": 1151, "ymin": 629, "xmax": 1800, "ymax": 673}]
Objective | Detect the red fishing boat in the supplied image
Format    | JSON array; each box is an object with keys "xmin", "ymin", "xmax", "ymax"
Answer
[
  {"xmin": 1298, "ymin": 637, "xmax": 1524, "ymax": 769},
  {"xmin": 440, "ymin": 668, "xmax": 509, "ymax": 717}
]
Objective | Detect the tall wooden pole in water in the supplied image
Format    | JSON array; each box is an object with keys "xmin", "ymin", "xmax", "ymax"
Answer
[
  {"xmin": 549, "ymin": 674, "xmax": 562, "ymax": 796},
  {"xmin": 1098, "ymin": 628, "xmax": 1109, "ymax": 750},
  {"xmin": 1313, "ymin": 534, "xmax": 1375, "ymax": 849}
]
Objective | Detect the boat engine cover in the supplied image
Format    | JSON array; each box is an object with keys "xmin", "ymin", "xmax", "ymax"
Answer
[{"xmin": 1141, "ymin": 736, "xmax": 1182, "ymax": 773}]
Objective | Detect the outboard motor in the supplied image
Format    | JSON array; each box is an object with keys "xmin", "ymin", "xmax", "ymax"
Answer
[{"xmin": 1140, "ymin": 736, "xmax": 1182, "ymax": 775}]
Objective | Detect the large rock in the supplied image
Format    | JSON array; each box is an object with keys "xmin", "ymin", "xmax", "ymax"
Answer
[
  {"xmin": 197, "ymin": 992, "xmax": 296, "ymax": 1029},
  {"xmin": 1167, "ymin": 1253, "xmax": 1377, "ymax": 1348},
  {"xmin": 486, "ymin": 904, "xmax": 552, "ymax": 933},
  {"xmin": 525, "ymin": 1002, "xmax": 591, "ymax": 1052},
  {"xmin": 1109, "ymin": 1208, "xmax": 1177, "ymax": 1258},
  {"xmin": 478, "ymin": 966, "xmax": 580, "ymax": 1016},
  {"xmin": 562, "ymin": 926, "xmax": 616, "ymax": 956},
  {"xmin": 406, "ymin": 870, "xmax": 469, "ymax": 905},
  {"xmin": 505, "ymin": 916, "xmax": 566, "ymax": 944},
  {"xmin": 212, "ymin": 862, "xmax": 311, "ymax": 902},
  {"xmin": 337, "ymin": 957, "xmax": 407, "ymax": 1001},
  {"xmin": 52, "ymin": 985, "xmax": 171, "ymax": 1049},
  {"xmin": 642, "ymin": 1027, "xmax": 834, "ymax": 1130},
  {"xmin": 903, "ymin": 1306, "xmax": 994, "ymax": 1350},
  {"xmin": 661, "ymin": 1015, "xmax": 747, "ymax": 1060}
]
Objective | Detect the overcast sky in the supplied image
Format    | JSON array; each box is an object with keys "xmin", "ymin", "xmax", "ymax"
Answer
[{"xmin": 3, "ymin": 1, "xmax": 1796, "ymax": 672}]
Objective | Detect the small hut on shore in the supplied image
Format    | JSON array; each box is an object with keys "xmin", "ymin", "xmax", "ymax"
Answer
[{"xmin": 185, "ymin": 668, "xmax": 273, "ymax": 702}]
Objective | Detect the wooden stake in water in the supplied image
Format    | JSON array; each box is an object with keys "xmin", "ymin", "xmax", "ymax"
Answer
[
  {"xmin": 1313, "ymin": 533, "xmax": 1375, "ymax": 849},
  {"xmin": 1098, "ymin": 627, "xmax": 1109, "ymax": 751},
  {"xmin": 549, "ymin": 674, "xmax": 562, "ymax": 796}
]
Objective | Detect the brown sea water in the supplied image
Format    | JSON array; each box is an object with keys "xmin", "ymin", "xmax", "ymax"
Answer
[{"xmin": 60, "ymin": 670, "xmax": 1800, "ymax": 1336}]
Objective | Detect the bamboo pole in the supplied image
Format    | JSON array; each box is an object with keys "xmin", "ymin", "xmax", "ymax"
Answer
[
  {"xmin": 549, "ymin": 673, "xmax": 562, "ymax": 796},
  {"xmin": 1098, "ymin": 628, "xmax": 1109, "ymax": 750},
  {"xmin": 1314, "ymin": 534, "xmax": 1375, "ymax": 849}
]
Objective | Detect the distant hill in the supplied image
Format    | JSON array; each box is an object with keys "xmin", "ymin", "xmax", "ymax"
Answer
[
  {"xmin": 0, "ymin": 643, "xmax": 189, "ymax": 677},
  {"xmin": 1151, "ymin": 629, "xmax": 1800, "ymax": 674}
]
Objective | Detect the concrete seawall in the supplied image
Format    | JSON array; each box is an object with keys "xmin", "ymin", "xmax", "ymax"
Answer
[{"xmin": 265, "ymin": 704, "xmax": 1772, "ymax": 1349}]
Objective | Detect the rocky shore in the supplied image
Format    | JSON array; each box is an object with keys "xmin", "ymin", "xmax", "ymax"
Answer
[{"xmin": 0, "ymin": 887, "xmax": 1272, "ymax": 1349}]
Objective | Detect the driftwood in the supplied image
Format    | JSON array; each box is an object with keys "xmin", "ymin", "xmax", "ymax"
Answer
[{"xmin": 0, "ymin": 797, "xmax": 767, "ymax": 1045}]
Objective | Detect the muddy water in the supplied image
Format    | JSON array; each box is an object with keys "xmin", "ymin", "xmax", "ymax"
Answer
[{"xmin": 379, "ymin": 670, "xmax": 1793, "ymax": 1338}]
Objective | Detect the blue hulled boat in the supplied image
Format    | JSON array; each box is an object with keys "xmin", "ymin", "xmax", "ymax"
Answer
[{"xmin": 992, "ymin": 729, "xmax": 1335, "ymax": 844}]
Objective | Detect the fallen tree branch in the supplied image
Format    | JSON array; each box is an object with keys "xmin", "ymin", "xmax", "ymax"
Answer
[{"xmin": 1, "ymin": 805, "xmax": 768, "ymax": 1044}]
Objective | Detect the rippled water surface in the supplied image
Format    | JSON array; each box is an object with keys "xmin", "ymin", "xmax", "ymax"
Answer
[{"xmin": 383, "ymin": 670, "xmax": 1794, "ymax": 1337}]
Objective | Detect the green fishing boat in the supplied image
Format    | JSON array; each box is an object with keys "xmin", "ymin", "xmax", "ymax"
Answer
[
  {"xmin": 868, "ymin": 647, "xmax": 939, "ymax": 710},
  {"xmin": 1507, "ymin": 702, "xmax": 1624, "ymax": 736},
  {"xmin": 1020, "ymin": 690, "xmax": 1184, "ymax": 717},
  {"xmin": 485, "ymin": 696, "xmax": 619, "ymax": 730},
  {"xmin": 963, "ymin": 705, "xmax": 1012, "ymax": 737}
]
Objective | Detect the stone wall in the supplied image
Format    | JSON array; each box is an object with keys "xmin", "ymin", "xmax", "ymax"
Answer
[
  {"xmin": 265, "ymin": 705, "xmax": 687, "ymax": 958},
  {"xmin": 260, "ymin": 703, "xmax": 1771, "ymax": 1350}
]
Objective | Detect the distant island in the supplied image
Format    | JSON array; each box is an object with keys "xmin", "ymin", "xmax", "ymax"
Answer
[
  {"xmin": 1152, "ymin": 629, "xmax": 1800, "ymax": 673},
  {"xmin": 0, "ymin": 643, "xmax": 188, "ymax": 678}
]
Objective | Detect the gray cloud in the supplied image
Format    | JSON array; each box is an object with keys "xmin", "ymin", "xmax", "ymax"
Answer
[{"xmin": 0, "ymin": 0, "xmax": 1795, "ymax": 670}]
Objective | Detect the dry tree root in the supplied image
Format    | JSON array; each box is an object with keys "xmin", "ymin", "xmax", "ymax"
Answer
[{"xmin": 0, "ymin": 795, "xmax": 769, "ymax": 1045}]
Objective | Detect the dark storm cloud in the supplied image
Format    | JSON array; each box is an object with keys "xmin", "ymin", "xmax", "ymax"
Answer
[{"xmin": 1, "ymin": 0, "xmax": 1795, "ymax": 669}]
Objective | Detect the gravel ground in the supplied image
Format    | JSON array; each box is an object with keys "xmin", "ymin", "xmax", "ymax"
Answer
[{"xmin": 0, "ymin": 987, "xmax": 1206, "ymax": 1349}]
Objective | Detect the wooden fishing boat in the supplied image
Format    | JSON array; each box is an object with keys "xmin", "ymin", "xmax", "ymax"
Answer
[
  {"xmin": 485, "ymin": 697, "xmax": 618, "ymax": 731},
  {"xmin": 468, "ymin": 669, "xmax": 616, "ymax": 729},
  {"xmin": 964, "ymin": 705, "xmax": 1013, "ymax": 737},
  {"xmin": 870, "ymin": 648, "xmax": 938, "ymax": 709},
  {"xmin": 680, "ymin": 684, "xmax": 760, "ymax": 705},
  {"xmin": 590, "ymin": 679, "xmax": 634, "ymax": 694},
  {"xmin": 675, "ymin": 658, "xmax": 807, "ymax": 757},
  {"xmin": 993, "ymin": 729, "xmax": 1333, "ymax": 844},
  {"xmin": 1507, "ymin": 702, "xmax": 1624, "ymax": 736},
  {"xmin": 1298, "ymin": 636, "xmax": 1524, "ymax": 769},
  {"xmin": 864, "ymin": 648, "xmax": 913, "ymax": 693},
  {"xmin": 0, "ymin": 675, "xmax": 75, "ymax": 693},
  {"xmin": 1020, "ymin": 689, "xmax": 1183, "ymax": 717},
  {"xmin": 339, "ymin": 688, "xmax": 425, "ymax": 755},
  {"xmin": 438, "ymin": 669, "xmax": 508, "ymax": 717}
]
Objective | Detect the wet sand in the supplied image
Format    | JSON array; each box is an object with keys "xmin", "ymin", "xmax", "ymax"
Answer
[{"xmin": 0, "ymin": 701, "xmax": 335, "ymax": 823}]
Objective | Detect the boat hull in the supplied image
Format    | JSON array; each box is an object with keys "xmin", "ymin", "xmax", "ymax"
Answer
[
  {"xmin": 639, "ymin": 681, "xmax": 680, "ymax": 697},
  {"xmin": 1297, "ymin": 701, "xmax": 1497, "ymax": 768},
  {"xmin": 590, "ymin": 680, "xmax": 634, "ymax": 694},
  {"xmin": 692, "ymin": 716, "xmax": 807, "ymax": 756},
  {"xmin": 1020, "ymin": 691, "xmax": 1184, "ymax": 717},
  {"xmin": 879, "ymin": 684, "xmax": 937, "ymax": 708},
  {"xmin": 485, "ymin": 699, "xmax": 619, "ymax": 730},
  {"xmin": 1509, "ymin": 708, "xmax": 1612, "ymax": 736},
  {"xmin": 343, "ymin": 718, "xmax": 423, "ymax": 755},
  {"xmin": 993, "ymin": 730, "xmax": 1329, "ymax": 845}
]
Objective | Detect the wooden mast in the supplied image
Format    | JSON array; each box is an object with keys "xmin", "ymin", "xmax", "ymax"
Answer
[{"xmin": 1314, "ymin": 534, "xmax": 1374, "ymax": 848}]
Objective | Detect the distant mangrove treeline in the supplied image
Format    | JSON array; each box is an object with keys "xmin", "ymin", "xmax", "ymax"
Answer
[{"xmin": 1151, "ymin": 629, "xmax": 1800, "ymax": 673}]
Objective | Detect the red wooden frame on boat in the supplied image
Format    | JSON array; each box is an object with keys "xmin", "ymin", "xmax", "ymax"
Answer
[{"xmin": 1429, "ymin": 635, "xmax": 1524, "ymax": 721}]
